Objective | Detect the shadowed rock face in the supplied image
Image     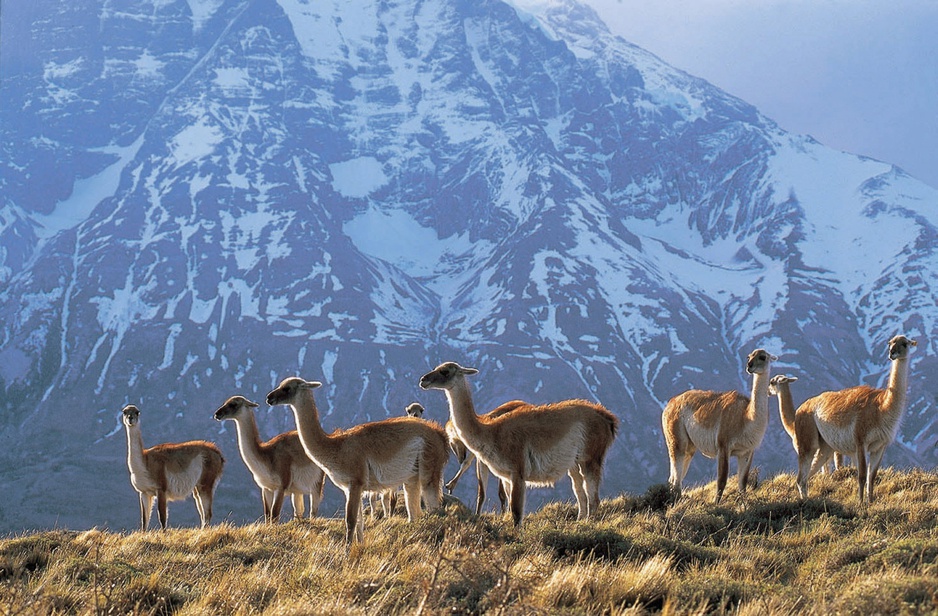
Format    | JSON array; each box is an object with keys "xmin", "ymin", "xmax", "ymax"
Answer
[{"xmin": 0, "ymin": 0, "xmax": 935, "ymax": 532}]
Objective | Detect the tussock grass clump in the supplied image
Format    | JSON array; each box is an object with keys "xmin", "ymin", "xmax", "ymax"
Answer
[{"xmin": 2, "ymin": 468, "xmax": 938, "ymax": 614}]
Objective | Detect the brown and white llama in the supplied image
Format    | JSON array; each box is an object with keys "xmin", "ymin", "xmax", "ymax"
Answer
[
  {"xmin": 419, "ymin": 362, "xmax": 619, "ymax": 525},
  {"xmin": 791, "ymin": 335, "xmax": 916, "ymax": 502},
  {"xmin": 444, "ymin": 399, "xmax": 531, "ymax": 514},
  {"xmin": 365, "ymin": 402, "xmax": 431, "ymax": 519},
  {"xmin": 214, "ymin": 395, "xmax": 325, "ymax": 522},
  {"xmin": 662, "ymin": 348, "xmax": 777, "ymax": 503},
  {"xmin": 266, "ymin": 378, "xmax": 449, "ymax": 543},
  {"xmin": 121, "ymin": 404, "xmax": 225, "ymax": 530}
]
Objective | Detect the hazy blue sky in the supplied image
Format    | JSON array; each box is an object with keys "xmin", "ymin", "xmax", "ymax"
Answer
[{"xmin": 581, "ymin": 0, "xmax": 938, "ymax": 189}]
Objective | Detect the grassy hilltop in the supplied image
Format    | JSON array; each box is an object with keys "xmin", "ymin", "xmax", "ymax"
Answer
[{"xmin": 2, "ymin": 468, "xmax": 938, "ymax": 615}]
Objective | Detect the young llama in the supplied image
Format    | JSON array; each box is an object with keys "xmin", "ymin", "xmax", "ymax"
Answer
[
  {"xmin": 266, "ymin": 378, "xmax": 448, "ymax": 543},
  {"xmin": 121, "ymin": 404, "xmax": 225, "ymax": 530},
  {"xmin": 791, "ymin": 335, "xmax": 916, "ymax": 503},
  {"xmin": 214, "ymin": 395, "xmax": 325, "ymax": 522},
  {"xmin": 419, "ymin": 362, "xmax": 619, "ymax": 525},
  {"xmin": 662, "ymin": 348, "xmax": 776, "ymax": 503}
]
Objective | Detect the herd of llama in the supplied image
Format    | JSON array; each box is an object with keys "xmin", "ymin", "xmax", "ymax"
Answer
[{"xmin": 121, "ymin": 335, "xmax": 916, "ymax": 542}]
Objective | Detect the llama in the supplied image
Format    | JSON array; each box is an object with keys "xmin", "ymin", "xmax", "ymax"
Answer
[
  {"xmin": 366, "ymin": 402, "xmax": 430, "ymax": 519},
  {"xmin": 444, "ymin": 399, "xmax": 531, "ymax": 515},
  {"xmin": 792, "ymin": 335, "xmax": 916, "ymax": 503},
  {"xmin": 419, "ymin": 362, "xmax": 619, "ymax": 525},
  {"xmin": 770, "ymin": 374, "xmax": 851, "ymax": 476},
  {"xmin": 662, "ymin": 348, "xmax": 777, "ymax": 503},
  {"xmin": 213, "ymin": 395, "xmax": 325, "ymax": 522},
  {"xmin": 266, "ymin": 378, "xmax": 449, "ymax": 543},
  {"xmin": 121, "ymin": 404, "xmax": 225, "ymax": 530},
  {"xmin": 769, "ymin": 374, "xmax": 799, "ymax": 445}
]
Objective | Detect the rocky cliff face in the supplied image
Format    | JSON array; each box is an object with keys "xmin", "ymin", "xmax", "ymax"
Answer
[{"xmin": 1, "ymin": 0, "xmax": 936, "ymax": 531}]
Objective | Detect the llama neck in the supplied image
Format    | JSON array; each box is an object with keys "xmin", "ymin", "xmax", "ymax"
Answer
[
  {"xmin": 232, "ymin": 412, "xmax": 268, "ymax": 476},
  {"xmin": 290, "ymin": 389, "xmax": 334, "ymax": 456},
  {"xmin": 445, "ymin": 378, "xmax": 485, "ymax": 447},
  {"xmin": 775, "ymin": 386, "xmax": 797, "ymax": 439},
  {"xmin": 747, "ymin": 370, "xmax": 771, "ymax": 426},
  {"xmin": 125, "ymin": 426, "xmax": 148, "ymax": 478},
  {"xmin": 884, "ymin": 357, "xmax": 911, "ymax": 414}
]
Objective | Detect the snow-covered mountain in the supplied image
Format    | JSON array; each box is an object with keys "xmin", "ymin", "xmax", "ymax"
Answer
[{"xmin": 1, "ymin": 0, "xmax": 936, "ymax": 532}]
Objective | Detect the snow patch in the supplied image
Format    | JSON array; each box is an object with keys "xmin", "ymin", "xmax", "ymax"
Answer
[
  {"xmin": 768, "ymin": 136, "xmax": 897, "ymax": 295},
  {"xmin": 133, "ymin": 50, "xmax": 164, "ymax": 80},
  {"xmin": 344, "ymin": 205, "xmax": 475, "ymax": 279},
  {"xmin": 186, "ymin": 0, "xmax": 223, "ymax": 31},
  {"xmin": 169, "ymin": 118, "xmax": 223, "ymax": 167},
  {"xmin": 35, "ymin": 137, "xmax": 144, "ymax": 239},
  {"xmin": 213, "ymin": 67, "xmax": 250, "ymax": 92},
  {"xmin": 329, "ymin": 157, "xmax": 388, "ymax": 198}
]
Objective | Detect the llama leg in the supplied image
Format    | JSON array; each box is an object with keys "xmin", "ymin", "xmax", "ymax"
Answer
[
  {"xmin": 582, "ymin": 464, "xmax": 602, "ymax": 519},
  {"xmin": 680, "ymin": 450, "xmax": 694, "ymax": 484},
  {"xmin": 310, "ymin": 474, "xmax": 325, "ymax": 517},
  {"xmin": 796, "ymin": 452, "xmax": 812, "ymax": 499},
  {"xmin": 200, "ymin": 488, "xmax": 214, "ymax": 526},
  {"xmin": 667, "ymin": 450, "xmax": 683, "ymax": 492},
  {"xmin": 675, "ymin": 446, "xmax": 696, "ymax": 495},
  {"xmin": 855, "ymin": 445, "xmax": 868, "ymax": 503},
  {"xmin": 262, "ymin": 489, "xmax": 273, "ymax": 522},
  {"xmin": 808, "ymin": 446, "xmax": 834, "ymax": 478},
  {"xmin": 715, "ymin": 446, "xmax": 729, "ymax": 504},
  {"xmin": 270, "ymin": 489, "xmax": 286, "ymax": 522},
  {"xmin": 291, "ymin": 492, "xmax": 306, "ymax": 520},
  {"xmin": 421, "ymin": 477, "xmax": 442, "ymax": 513},
  {"xmin": 344, "ymin": 484, "xmax": 364, "ymax": 544},
  {"xmin": 446, "ymin": 456, "xmax": 474, "ymax": 493},
  {"xmin": 737, "ymin": 451, "xmax": 754, "ymax": 495},
  {"xmin": 497, "ymin": 480, "xmax": 508, "ymax": 513},
  {"xmin": 193, "ymin": 488, "xmax": 207, "ymax": 526},
  {"xmin": 866, "ymin": 446, "xmax": 886, "ymax": 503},
  {"xmin": 475, "ymin": 461, "xmax": 488, "ymax": 515},
  {"xmin": 157, "ymin": 492, "xmax": 169, "ymax": 529},
  {"xmin": 380, "ymin": 490, "xmax": 391, "ymax": 518},
  {"xmin": 508, "ymin": 474, "xmax": 526, "ymax": 526},
  {"xmin": 139, "ymin": 494, "xmax": 153, "ymax": 531},
  {"xmin": 568, "ymin": 466, "xmax": 589, "ymax": 520},
  {"xmin": 402, "ymin": 480, "xmax": 423, "ymax": 521}
]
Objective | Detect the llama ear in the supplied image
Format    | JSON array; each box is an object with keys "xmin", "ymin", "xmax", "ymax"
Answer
[
  {"xmin": 247, "ymin": 399, "xmax": 259, "ymax": 408},
  {"xmin": 304, "ymin": 380, "xmax": 323, "ymax": 389},
  {"xmin": 770, "ymin": 353, "xmax": 779, "ymax": 361},
  {"xmin": 910, "ymin": 339, "xmax": 918, "ymax": 346},
  {"xmin": 789, "ymin": 376, "xmax": 798, "ymax": 382},
  {"xmin": 460, "ymin": 366, "xmax": 479, "ymax": 375}
]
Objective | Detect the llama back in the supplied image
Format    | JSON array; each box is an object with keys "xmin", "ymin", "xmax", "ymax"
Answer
[{"xmin": 666, "ymin": 390, "xmax": 749, "ymax": 429}]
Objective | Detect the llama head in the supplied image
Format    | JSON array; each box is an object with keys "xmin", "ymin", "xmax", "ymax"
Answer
[
  {"xmin": 266, "ymin": 377, "xmax": 323, "ymax": 407},
  {"xmin": 405, "ymin": 402, "xmax": 425, "ymax": 418},
  {"xmin": 888, "ymin": 335, "xmax": 917, "ymax": 361},
  {"xmin": 746, "ymin": 349, "xmax": 777, "ymax": 375},
  {"xmin": 419, "ymin": 362, "xmax": 479, "ymax": 391},
  {"xmin": 121, "ymin": 404, "xmax": 141, "ymax": 427},
  {"xmin": 214, "ymin": 395, "xmax": 259, "ymax": 421},
  {"xmin": 768, "ymin": 374, "xmax": 798, "ymax": 396}
]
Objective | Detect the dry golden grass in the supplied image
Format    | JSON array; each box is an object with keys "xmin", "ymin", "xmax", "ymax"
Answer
[{"xmin": 2, "ymin": 467, "xmax": 938, "ymax": 614}]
